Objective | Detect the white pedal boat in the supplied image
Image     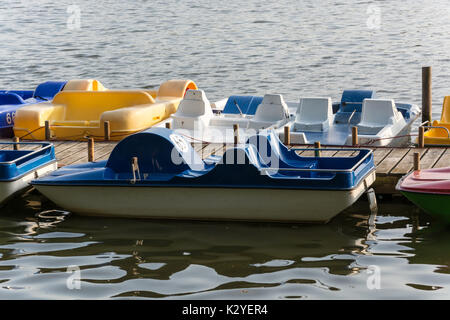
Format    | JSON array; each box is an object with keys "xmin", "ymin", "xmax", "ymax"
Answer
[
  {"xmin": 32, "ymin": 128, "xmax": 376, "ymax": 223},
  {"xmin": 158, "ymin": 89, "xmax": 419, "ymax": 147},
  {"xmin": 156, "ymin": 90, "xmax": 294, "ymax": 143},
  {"xmin": 0, "ymin": 142, "xmax": 57, "ymax": 205},
  {"xmin": 279, "ymin": 90, "xmax": 420, "ymax": 146}
]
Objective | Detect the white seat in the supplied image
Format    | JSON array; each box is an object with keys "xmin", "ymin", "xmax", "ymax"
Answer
[
  {"xmin": 248, "ymin": 94, "xmax": 290, "ymax": 129},
  {"xmin": 292, "ymin": 97, "xmax": 332, "ymax": 132},
  {"xmin": 172, "ymin": 90, "xmax": 213, "ymax": 130},
  {"xmin": 357, "ymin": 99, "xmax": 405, "ymax": 135}
]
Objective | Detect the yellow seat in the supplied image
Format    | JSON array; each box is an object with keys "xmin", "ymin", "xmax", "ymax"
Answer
[
  {"xmin": 13, "ymin": 79, "xmax": 197, "ymax": 140},
  {"xmin": 422, "ymin": 96, "xmax": 450, "ymax": 145}
]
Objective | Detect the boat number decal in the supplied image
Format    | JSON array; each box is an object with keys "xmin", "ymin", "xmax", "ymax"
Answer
[
  {"xmin": 170, "ymin": 134, "xmax": 189, "ymax": 153},
  {"xmin": 6, "ymin": 112, "xmax": 15, "ymax": 125}
]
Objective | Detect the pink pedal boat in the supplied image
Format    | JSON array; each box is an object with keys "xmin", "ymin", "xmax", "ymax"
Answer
[{"xmin": 396, "ymin": 167, "xmax": 450, "ymax": 223}]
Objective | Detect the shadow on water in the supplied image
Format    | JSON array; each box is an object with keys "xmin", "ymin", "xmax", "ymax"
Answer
[{"xmin": 0, "ymin": 189, "xmax": 448, "ymax": 299}]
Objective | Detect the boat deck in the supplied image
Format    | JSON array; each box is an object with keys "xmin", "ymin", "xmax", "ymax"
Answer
[{"xmin": 2, "ymin": 139, "xmax": 449, "ymax": 194}]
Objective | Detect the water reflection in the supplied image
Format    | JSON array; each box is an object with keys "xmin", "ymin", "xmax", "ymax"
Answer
[{"xmin": 0, "ymin": 191, "xmax": 448, "ymax": 299}]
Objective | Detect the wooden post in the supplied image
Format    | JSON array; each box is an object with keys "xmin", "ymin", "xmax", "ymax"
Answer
[
  {"xmin": 165, "ymin": 122, "xmax": 172, "ymax": 129},
  {"xmin": 418, "ymin": 126, "xmax": 425, "ymax": 148},
  {"xmin": 233, "ymin": 124, "xmax": 239, "ymax": 145},
  {"xmin": 314, "ymin": 141, "xmax": 321, "ymax": 157},
  {"xmin": 352, "ymin": 126, "xmax": 358, "ymax": 146},
  {"xmin": 88, "ymin": 138, "xmax": 94, "ymax": 162},
  {"xmin": 104, "ymin": 121, "xmax": 111, "ymax": 141},
  {"xmin": 422, "ymin": 66, "xmax": 432, "ymax": 125},
  {"xmin": 13, "ymin": 137, "xmax": 19, "ymax": 150},
  {"xmin": 284, "ymin": 126, "xmax": 290, "ymax": 145},
  {"xmin": 413, "ymin": 152, "xmax": 420, "ymax": 171},
  {"xmin": 45, "ymin": 121, "xmax": 51, "ymax": 140}
]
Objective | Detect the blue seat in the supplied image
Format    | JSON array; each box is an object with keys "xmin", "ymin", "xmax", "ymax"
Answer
[
  {"xmin": 339, "ymin": 90, "xmax": 376, "ymax": 113},
  {"xmin": 0, "ymin": 93, "xmax": 26, "ymax": 106},
  {"xmin": 33, "ymin": 81, "xmax": 67, "ymax": 100},
  {"xmin": 0, "ymin": 81, "xmax": 67, "ymax": 137},
  {"xmin": 334, "ymin": 90, "xmax": 376, "ymax": 124},
  {"xmin": 246, "ymin": 131, "xmax": 318, "ymax": 170},
  {"xmin": 222, "ymin": 95, "xmax": 263, "ymax": 115}
]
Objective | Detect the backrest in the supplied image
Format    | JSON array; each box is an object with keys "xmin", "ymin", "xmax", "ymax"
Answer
[
  {"xmin": 106, "ymin": 128, "xmax": 204, "ymax": 174},
  {"xmin": 157, "ymin": 79, "xmax": 197, "ymax": 99},
  {"xmin": 253, "ymin": 94, "xmax": 289, "ymax": 122},
  {"xmin": 222, "ymin": 96, "xmax": 264, "ymax": 115},
  {"xmin": 33, "ymin": 81, "xmax": 67, "ymax": 100},
  {"xmin": 440, "ymin": 96, "xmax": 450, "ymax": 124},
  {"xmin": 360, "ymin": 99, "xmax": 398, "ymax": 125},
  {"xmin": 296, "ymin": 97, "xmax": 332, "ymax": 122},
  {"xmin": 1, "ymin": 90, "xmax": 34, "ymax": 100},
  {"xmin": 53, "ymin": 91, "xmax": 155, "ymax": 121},
  {"xmin": 246, "ymin": 131, "xmax": 318, "ymax": 169},
  {"xmin": 63, "ymin": 79, "xmax": 107, "ymax": 91},
  {"xmin": 174, "ymin": 90, "xmax": 213, "ymax": 117},
  {"xmin": 0, "ymin": 92, "xmax": 26, "ymax": 105},
  {"xmin": 246, "ymin": 131, "xmax": 289, "ymax": 167},
  {"xmin": 339, "ymin": 90, "xmax": 376, "ymax": 113}
]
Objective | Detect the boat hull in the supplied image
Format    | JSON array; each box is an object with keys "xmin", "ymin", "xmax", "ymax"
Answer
[
  {"xmin": 400, "ymin": 190, "xmax": 450, "ymax": 223},
  {"xmin": 34, "ymin": 171, "xmax": 375, "ymax": 223},
  {"xmin": 0, "ymin": 162, "xmax": 57, "ymax": 205}
]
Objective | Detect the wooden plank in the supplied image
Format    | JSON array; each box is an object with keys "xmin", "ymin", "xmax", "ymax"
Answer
[
  {"xmin": 54, "ymin": 141, "xmax": 80, "ymax": 154},
  {"xmin": 91, "ymin": 142, "xmax": 117, "ymax": 162},
  {"xmin": 292, "ymin": 145, "xmax": 313, "ymax": 156},
  {"xmin": 420, "ymin": 148, "xmax": 446, "ymax": 169},
  {"xmin": 433, "ymin": 149, "xmax": 450, "ymax": 168},
  {"xmin": 333, "ymin": 149, "xmax": 358, "ymax": 157},
  {"xmin": 319, "ymin": 147, "xmax": 342, "ymax": 157},
  {"xmin": 215, "ymin": 144, "xmax": 231, "ymax": 157},
  {"xmin": 66, "ymin": 142, "xmax": 116, "ymax": 165},
  {"xmin": 390, "ymin": 149, "xmax": 414, "ymax": 175},
  {"xmin": 372, "ymin": 148, "xmax": 393, "ymax": 166},
  {"xmin": 0, "ymin": 144, "xmax": 12, "ymax": 150},
  {"xmin": 376, "ymin": 148, "xmax": 410, "ymax": 175},
  {"xmin": 56, "ymin": 142, "xmax": 90, "ymax": 167},
  {"xmin": 192, "ymin": 142, "xmax": 205, "ymax": 154},
  {"xmin": 202, "ymin": 143, "xmax": 224, "ymax": 159}
]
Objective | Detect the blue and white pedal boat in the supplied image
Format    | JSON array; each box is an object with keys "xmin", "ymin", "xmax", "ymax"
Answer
[
  {"xmin": 32, "ymin": 128, "xmax": 376, "ymax": 223},
  {"xmin": 157, "ymin": 90, "xmax": 292, "ymax": 144},
  {"xmin": 0, "ymin": 142, "xmax": 57, "ymax": 204},
  {"xmin": 280, "ymin": 90, "xmax": 420, "ymax": 146},
  {"xmin": 0, "ymin": 81, "xmax": 67, "ymax": 137},
  {"xmin": 158, "ymin": 89, "xmax": 419, "ymax": 147}
]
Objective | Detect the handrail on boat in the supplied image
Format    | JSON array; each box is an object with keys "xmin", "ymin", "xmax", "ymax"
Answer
[
  {"xmin": 0, "ymin": 142, "xmax": 53, "ymax": 165},
  {"xmin": 421, "ymin": 125, "xmax": 450, "ymax": 138},
  {"xmin": 347, "ymin": 109, "xmax": 357, "ymax": 124},
  {"xmin": 262, "ymin": 148, "xmax": 373, "ymax": 173}
]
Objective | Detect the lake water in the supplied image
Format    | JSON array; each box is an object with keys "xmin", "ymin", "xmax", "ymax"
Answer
[
  {"xmin": 0, "ymin": 0, "xmax": 450, "ymax": 299},
  {"xmin": 0, "ymin": 192, "xmax": 449, "ymax": 299}
]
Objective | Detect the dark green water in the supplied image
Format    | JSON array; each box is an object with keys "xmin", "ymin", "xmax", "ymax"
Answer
[{"xmin": 0, "ymin": 189, "xmax": 448, "ymax": 299}]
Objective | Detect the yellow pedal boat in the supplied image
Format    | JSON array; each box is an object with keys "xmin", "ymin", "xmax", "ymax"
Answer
[
  {"xmin": 13, "ymin": 79, "xmax": 197, "ymax": 141},
  {"xmin": 421, "ymin": 96, "xmax": 450, "ymax": 146}
]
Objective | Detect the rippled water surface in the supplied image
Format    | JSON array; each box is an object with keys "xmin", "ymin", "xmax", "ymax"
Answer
[
  {"xmin": 0, "ymin": 0, "xmax": 450, "ymax": 299},
  {"xmin": 0, "ymin": 192, "xmax": 449, "ymax": 299}
]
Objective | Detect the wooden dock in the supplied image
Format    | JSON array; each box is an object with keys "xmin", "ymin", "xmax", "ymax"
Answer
[{"xmin": 4, "ymin": 139, "xmax": 450, "ymax": 194}]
